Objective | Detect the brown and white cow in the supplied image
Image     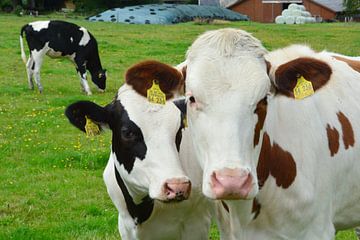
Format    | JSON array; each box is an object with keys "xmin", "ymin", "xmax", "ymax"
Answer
[
  {"xmin": 65, "ymin": 60, "xmax": 229, "ymax": 239},
  {"xmin": 174, "ymin": 29, "xmax": 360, "ymax": 239}
]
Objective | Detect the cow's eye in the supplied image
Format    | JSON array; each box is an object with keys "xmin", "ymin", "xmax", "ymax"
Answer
[
  {"xmin": 121, "ymin": 127, "xmax": 137, "ymax": 141},
  {"xmin": 189, "ymin": 96, "xmax": 196, "ymax": 104}
]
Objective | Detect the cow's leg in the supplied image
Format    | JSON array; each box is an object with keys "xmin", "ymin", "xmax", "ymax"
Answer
[
  {"xmin": 31, "ymin": 50, "xmax": 46, "ymax": 93},
  {"xmin": 26, "ymin": 56, "xmax": 34, "ymax": 90},
  {"xmin": 75, "ymin": 61, "xmax": 92, "ymax": 95}
]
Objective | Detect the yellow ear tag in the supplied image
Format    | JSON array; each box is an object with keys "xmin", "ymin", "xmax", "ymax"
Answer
[
  {"xmin": 85, "ymin": 115, "xmax": 100, "ymax": 137},
  {"xmin": 183, "ymin": 115, "xmax": 188, "ymax": 128},
  {"xmin": 293, "ymin": 76, "xmax": 314, "ymax": 100},
  {"xmin": 147, "ymin": 80, "xmax": 166, "ymax": 105}
]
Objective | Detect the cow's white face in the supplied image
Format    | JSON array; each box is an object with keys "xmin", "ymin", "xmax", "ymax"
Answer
[
  {"xmin": 112, "ymin": 85, "xmax": 189, "ymax": 202},
  {"xmin": 65, "ymin": 60, "xmax": 190, "ymax": 203},
  {"xmin": 184, "ymin": 28, "xmax": 270, "ymax": 200}
]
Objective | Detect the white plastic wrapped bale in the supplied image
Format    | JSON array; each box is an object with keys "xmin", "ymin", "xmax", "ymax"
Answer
[
  {"xmin": 275, "ymin": 15, "xmax": 285, "ymax": 24},
  {"xmin": 302, "ymin": 11, "xmax": 311, "ymax": 17},
  {"xmin": 292, "ymin": 9, "xmax": 303, "ymax": 17},
  {"xmin": 295, "ymin": 16, "xmax": 306, "ymax": 24},
  {"xmin": 288, "ymin": 3, "xmax": 301, "ymax": 10},
  {"xmin": 282, "ymin": 9, "xmax": 291, "ymax": 17},
  {"xmin": 298, "ymin": 5, "xmax": 306, "ymax": 11},
  {"xmin": 306, "ymin": 17, "xmax": 316, "ymax": 23},
  {"xmin": 285, "ymin": 16, "xmax": 295, "ymax": 24}
]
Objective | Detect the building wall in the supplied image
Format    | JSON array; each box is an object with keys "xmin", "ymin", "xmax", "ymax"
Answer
[
  {"xmin": 230, "ymin": 0, "xmax": 282, "ymax": 23},
  {"xmin": 230, "ymin": 0, "xmax": 336, "ymax": 22},
  {"xmin": 303, "ymin": 0, "xmax": 336, "ymax": 20}
]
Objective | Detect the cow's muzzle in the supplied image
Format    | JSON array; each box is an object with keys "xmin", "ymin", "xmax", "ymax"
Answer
[
  {"xmin": 162, "ymin": 178, "xmax": 191, "ymax": 202},
  {"xmin": 211, "ymin": 168, "xmax": 254, "ymax": 200}
]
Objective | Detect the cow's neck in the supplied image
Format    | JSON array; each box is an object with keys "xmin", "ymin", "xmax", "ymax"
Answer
[
  {"xmin": 87, "ymin": 51, "xmax": 102, "ymax": 76},
  {"xmin": 114, "ymin": 164, "xmax": 154, "ymax": 225}
]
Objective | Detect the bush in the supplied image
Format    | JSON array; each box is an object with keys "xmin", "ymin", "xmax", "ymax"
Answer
[
  {"xmin": 1, "ymin": 0, "xmax": 13, "ymax": 12},
  {"xmin": 14, "ymin": 5, "xmax": 23, "ymax": 15}
]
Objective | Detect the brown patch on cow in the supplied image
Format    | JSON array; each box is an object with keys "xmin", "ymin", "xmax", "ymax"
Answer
[
  {"xmin": 326, "ymin": 124, "xmax": 340, "ymax": 157},
  {"xmin": 274, "ymin": 57, "xmax": 332, "ymax": 98},
  {"xmin": 254, "ymin": 97, "xmax": 268, "ymax": 147},
  {"xmin": 125, "ymin": 60, "xmax": 184, "ymax": 100},
  {"xmin": 221, "ymin": 201, "xmax": 229, "ymax": 213},
  {"xmin": 252, "ymin": 198, "xmax": 261, "ymax": 220},
  {"xmin": 337, "ymin": 112, "xmax": 355, "ymax": 149},
  {"xmin": 257, "ymin": 132, "xmax": 297, "ymax": 189},
  {"xmin": 334, "ymin": 56, "xmax": 360, "ymax": 74}
]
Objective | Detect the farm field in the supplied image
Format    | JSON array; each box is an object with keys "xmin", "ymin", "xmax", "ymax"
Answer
[{"xmin": 1, "ymin": 13, "xmax": 360, "ymax": 239}]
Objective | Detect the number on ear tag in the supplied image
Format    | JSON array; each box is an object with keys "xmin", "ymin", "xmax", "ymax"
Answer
[
  {"xmin": 147, "ymin": 80, "xmax": 166, "ymax": 105},
  {"xmin": 293, "ymin": 76, "xmax": 314, "ymax": 100}
]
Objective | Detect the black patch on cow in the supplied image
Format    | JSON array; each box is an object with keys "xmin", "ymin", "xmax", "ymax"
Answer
[
  {"xmin": 65, "ymin": 100, "xmax": 108, "ymax": 132},
  {"xmin": 65, "ymin": 100, "xmax": 147, "ymax": 173},
  {"xmin": 175, "ymin": 127, "xmax": 182, "ymax": 152},
  {"xmin": 109, "ymin": 100, "xmax": 147, "ymax": 173},
  {"xmin": 20, "ymin": 20, "xmax": 106, "ymax": 90},
  {"xmin": 173, "ymin": 99, "xmax": 186, "ymax": 152},
  {"xmin": 66, "ymin": 100, "xmax": 152, "ymax": 224},
  {"xmin": 114, "ymin": 164, "xmax": 154, "ymax": 225}
]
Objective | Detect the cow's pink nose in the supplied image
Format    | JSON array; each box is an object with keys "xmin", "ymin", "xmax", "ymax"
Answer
[
  {"xmin": 164, "ymin": 178, "xmax": 191, "ymax": 201},
  {"xmin": 211, "ymin": 168, "xmax": 253, "ymax": 200}
]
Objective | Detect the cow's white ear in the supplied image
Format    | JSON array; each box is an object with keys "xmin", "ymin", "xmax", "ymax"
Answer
[
  {"xmin": 65, "ymin": 101, "xmax": 109, "ymax": 135},
  {"xmin": 174, "ymin": 60, "xmax": 187, "ymax": 96}
]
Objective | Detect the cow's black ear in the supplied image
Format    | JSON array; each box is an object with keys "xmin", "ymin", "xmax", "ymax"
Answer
[
  {"xmin": 173, "ymin": 98, "xmax": 187, "ymax": 128},
  {"xmin": 173, "ymin": 98, "xmax": 186, "ymax": 115},
  {"xmin": 65, "ymin": 101, "xmax": 109, "ymax": 133}
]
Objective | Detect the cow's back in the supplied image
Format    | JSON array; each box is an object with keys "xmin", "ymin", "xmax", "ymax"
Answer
[
  {"xmin": 253, "ymin": 46, "xmax": 360, "ymax": 237},
  {"xmin": 23, "ymin": 21, "xmax": 94, "ymax": 56}
]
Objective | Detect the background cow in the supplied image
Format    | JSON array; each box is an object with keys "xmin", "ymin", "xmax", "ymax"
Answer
[
  {"xmin": 169, "ymin": 28, "xmax": 360, "ymax": 239},
  {"xmin": 65, "ymin": 60, "xmax": 229, "ymax": 239},
  {"xmin": 20, "ymin": 20, "xmax": 106, "ymax": 95}
]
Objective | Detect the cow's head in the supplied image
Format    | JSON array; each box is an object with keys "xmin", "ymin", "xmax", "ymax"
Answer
[
  {"xmin": 92, "ymin": 69, "xmax": 107, "ymax": 91},
  {"xmin": 182, "ymin": 30, "xmax": 334, "ymax": 201},
  {"xmin": 182, "ymin": 28, "xmax": 270, "ymax": 200},
  {"xmin": 65, "ymin": 60, "xmax": 190, "ymax": 203}
]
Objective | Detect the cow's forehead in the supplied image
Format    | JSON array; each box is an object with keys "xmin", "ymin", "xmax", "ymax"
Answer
[
  {"xmin": 186, "ymin": 57, "xmax": 270, "ymax": 106},
  {"xmin": 116, "ymin": 86, "xmax": 181, "ymax": 134}
]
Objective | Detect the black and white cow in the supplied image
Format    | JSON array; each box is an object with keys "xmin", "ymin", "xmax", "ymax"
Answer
[
  {"xmin": 20, "ymin": 20, "xmax": 106, "ymax": 95},
  {"xmin": 65, "ymin": 61, "xmax": 229, "ymax": 239}
]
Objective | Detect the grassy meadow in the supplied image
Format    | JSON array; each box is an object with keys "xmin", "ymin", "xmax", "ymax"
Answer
[{"xmin": 1, "ymin": 13, "xmax": 360, "ymax": 239}]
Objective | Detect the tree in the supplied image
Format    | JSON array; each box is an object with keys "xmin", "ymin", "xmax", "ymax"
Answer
[{"xmin": 343, "ymin": 0, "xmax": 360, "ymax": 15}]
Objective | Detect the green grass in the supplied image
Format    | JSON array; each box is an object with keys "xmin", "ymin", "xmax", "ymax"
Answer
[{"xmin": 0, "ymin": 13, "xmax": 359, "ymax": 239}]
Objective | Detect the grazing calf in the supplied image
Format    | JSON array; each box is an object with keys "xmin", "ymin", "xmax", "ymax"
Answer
[
  {"xmin": 20, "ymin": 20, "xmax": 106, "ymax": 95},
  {"xmin": 167, "ymin": 28, "xmax": 360, "ymax": 239},
  {"xmin": 65, "ymin": 61, "xmax": 227, "ymax": 239}
]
